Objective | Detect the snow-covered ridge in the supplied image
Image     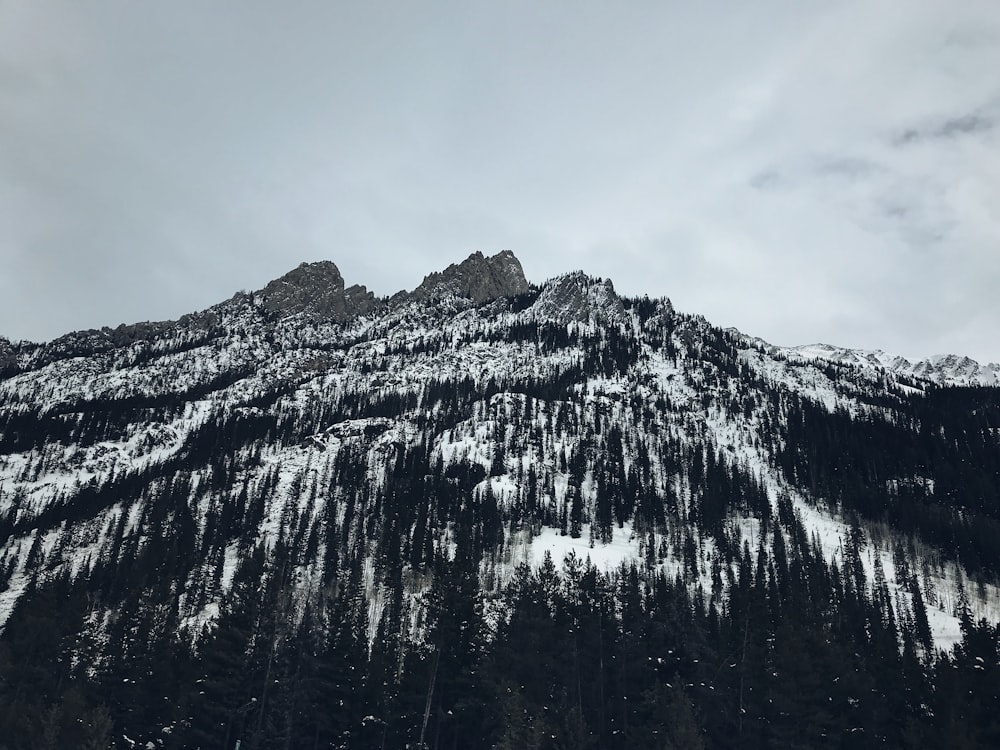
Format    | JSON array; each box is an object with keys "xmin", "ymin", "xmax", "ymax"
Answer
[
  {"xmin": 2, "ymin": 251, "xmax": 999, "ymax": 654},
  {"xmin": 788, "ymin": 344, "xmax": 1000, "ymax": 387},
  {"xmin": 528, "ymin": 271, "xmax": 627, "ymax": 327},
  {"xmin": 727, "ymin": 332, "xmax": 1000, "ymax": 387}
]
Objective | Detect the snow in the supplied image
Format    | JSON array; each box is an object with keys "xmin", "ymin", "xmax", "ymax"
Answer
[
  {"xmin": 220, "ymin": 542, "xmax": 240, "ymax": 593},
  {"xmin": 180, "ymin": 601, "xmax": 220, "ymax": 635},
  {"xmin": 483, "ymin": 475, "xmax": 520, "ymax": 507},
  {"xmin": 770, "ymin": 341, "xmax": 1000, "ymax": 387},
  {"xmin": 927, "ymin": 606, "xmax": 963, "ymax": 652},
  {"xmin": 438, "ymin": 432, "xmax": 492, "ymax": 471},
  {"xmin": 0, "ymin": 572, "xmax": 29, "ymax": 629},
  {"xmin": 525, "ymin": 522, "xmax": 641, "ymax": 571}
]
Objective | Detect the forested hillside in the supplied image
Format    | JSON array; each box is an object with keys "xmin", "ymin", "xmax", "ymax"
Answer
[{"xmin": 1, "ymin": 252, "xmax": 998, "ymax": 748}]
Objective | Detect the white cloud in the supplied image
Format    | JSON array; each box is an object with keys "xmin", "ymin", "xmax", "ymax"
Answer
[{"xmin": 0, "ymin": 0, "xmax": 998, "ymax": 362}]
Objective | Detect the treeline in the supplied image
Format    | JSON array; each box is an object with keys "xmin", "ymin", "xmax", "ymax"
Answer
[
  {"xmin": 2, "ymin": 510, "xmax": 999, "ymax": 749},
  {"xmin": 774, "ymin": 387, "xmax": 1000, "ymax": 578},
  {"xmin": 4, "ymin": 288, "xmax": 1000, "ymax": 748}
]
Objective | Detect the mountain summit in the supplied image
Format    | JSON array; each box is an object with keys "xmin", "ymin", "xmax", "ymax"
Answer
[
  {"xmin": 259, "ymin": 260, "xmax": 376, "ymax": 322},
  {"xmin": 409, "ymin": 249, "xmax": 529, "ymax": 304},
  {"xmin": 257, "ymin": 250, "xmax": 528, "ymax": 322},
  {"xmin": 529, "ymin": 271, "xmax": 627, "ymax": 325}
]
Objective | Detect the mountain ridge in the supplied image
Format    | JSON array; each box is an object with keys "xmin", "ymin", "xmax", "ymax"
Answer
[
  {"xmin": 4, "ymin": 250, "xmax": 995, "ymax": 390},
  {"xmin": 1, "ymin": 250, "xmax": 999, "ymax": 748},
  {"xmin": 726, "ymin": 329, "xmax": 1000, "ymax": 388}
]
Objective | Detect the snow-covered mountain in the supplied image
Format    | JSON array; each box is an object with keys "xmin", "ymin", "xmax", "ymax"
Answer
[
  {"xmin": 718, "ymin": 331, "xmax": 1000, "ymax": 388},
  {"xmin": 2, "ymin": 250, "xmax": 997, "ymax": 634},
  {"xmin": 760, "ymin": 341, "xmax": 1000, "ymax": 387},
  {"xmin": 2, "ymin": 251, "xmax": 999, "ymax": 748}
]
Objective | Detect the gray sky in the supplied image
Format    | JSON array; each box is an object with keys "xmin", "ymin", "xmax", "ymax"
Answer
[{"xmin": 2, "ymin": 1, "xmax": 999, "ymax": 363}]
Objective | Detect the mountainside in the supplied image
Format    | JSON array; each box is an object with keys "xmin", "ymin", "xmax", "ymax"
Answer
[
  {"xmin": 2, "ymin": 251, "xmax": 999, "ymax": 749},
  {"xmin": 761, "ymin": 341, "xmax": 1000, "ymax": 387}
]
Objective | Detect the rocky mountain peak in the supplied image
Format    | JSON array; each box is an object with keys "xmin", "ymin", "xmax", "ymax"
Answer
[
  {"xmin": 409, "ymin": 250, "xmax": 529, "ymax": 304},
  {"xmin": 529, "ymin": 271, "xmax": 627, "ymax": 326},
  {"xmin": 259, "ymin": 260, "xmax": 375, "ymax": 322}
]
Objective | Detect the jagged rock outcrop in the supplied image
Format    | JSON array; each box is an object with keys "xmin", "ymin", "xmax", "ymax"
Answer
[
  {"xmin": 3, "ymin": 321, "xmax": 181, "ymax": 374},
  {"xmin": 2, "ymin": 248, "xmax": 1000, "ymax": 750},
  {"xmin": 910, "ymin": 354, "xmax": 1000, "ymax": 385},
  {"xmin": 529, "ymin": 271, "xmax": 627, "ymax": 326},
  {"xmin": 0, "ymin": 337, "xmax": 16, "ymax": 376},
  {"xmin": 260, "ymin": 252, "xmax": 526, "ymax": 321},
  {"xmin": 259, "ymin": 261, "xmax": 375, "ymax": 322},
  {"xmin": 409, "ymin": 250, "xmax": 528, "ymax": 304},
  {"xmin": 343, "ymin": 283, "xmax": 376, "ymax": 313}
]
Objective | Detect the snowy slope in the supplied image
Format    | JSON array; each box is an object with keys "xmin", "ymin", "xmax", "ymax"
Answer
[
  {"xmin": 750, "ymin": 339, "xmax": 1000, "ymax": 387},
  {"xmin": 2, "ymin": 252, "xmax": 999, "ymax": 657}
]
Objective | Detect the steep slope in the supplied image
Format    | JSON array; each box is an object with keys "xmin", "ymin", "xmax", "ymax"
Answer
[
  {"xmin": 3, "ymin": 253, "xmax": 999, "ymax": 635},
  {"xmin": 1, "ymin": 252, "xmax": 999, "ymax": 748}
]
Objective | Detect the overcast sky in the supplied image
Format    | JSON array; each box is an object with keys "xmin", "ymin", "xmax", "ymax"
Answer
[{"xmin": 2, "ymin": 1, "xmax": 999, "ymax": 362}]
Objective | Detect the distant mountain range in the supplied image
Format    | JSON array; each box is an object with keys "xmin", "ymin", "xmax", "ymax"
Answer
[{"xmin": 759, "ymin": 340, "xmax": 999, "ymax": 387}]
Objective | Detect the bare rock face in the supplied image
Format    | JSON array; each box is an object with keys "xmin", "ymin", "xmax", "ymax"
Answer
[
  {"xmin": 260, "ymin": 261, "xmax": 375, "ymax": 322},
  {"xmin": 104, "ymin": 321, "xmax": 174, "ymax": 346},
  {"xmin": 344, "ymin": 284, "xmax": 376, "ymax": 313},
  {"xmin": 31, "ymin": 321, "xmax": 176, "ymax": 363},
  {"xmin": 257, "ymin": 251, "xmax": 526, "ymax": 323},
  {"xmin": 0, "ymin": 337, "xmax": 16, "ymax": 376},
  {"xmin": 529, "ymin": 272, "xmax": 627, "ymax": 326},
  {"xmin": 409, "ymin": 250, "xmax": 528, "ymax": 304}
]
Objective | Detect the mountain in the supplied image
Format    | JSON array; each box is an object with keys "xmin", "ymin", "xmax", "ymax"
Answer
[
  {"xmin": 751, "ymin": 339, "xmax": 1000, "ymax": 387},
  {"xmin": 260, "ymin": 260, "xmax": 376, "ymax": 322},
  {"xmin": 408, "ymin": 249, "xmax": 529, "ymax": 304},
  {"xmin": 1, "ymin": 251, "xmax": 999, "ymax": 748}
]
